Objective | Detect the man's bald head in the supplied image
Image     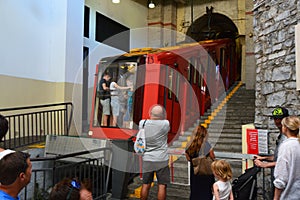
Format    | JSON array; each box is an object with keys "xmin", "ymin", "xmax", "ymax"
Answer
[{"xmin": 150, "ymin": 105, "xmax": 166, "ymax": 119}]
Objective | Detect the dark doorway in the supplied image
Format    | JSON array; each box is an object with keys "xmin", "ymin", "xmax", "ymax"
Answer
[
  {"xmin": 186, "ymin": 8, "xmax": 239, "ymax": 41},
  {"xmin": 82, "ymin": 47, "xmax": 89, "ymax": 133}
]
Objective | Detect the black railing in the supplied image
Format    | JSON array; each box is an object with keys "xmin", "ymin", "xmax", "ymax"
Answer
[
  {"xmin": 0, "ymin": 102, "xmax": 73, "ymax": 149},
  {"xmin": 20, "ymin": 147, "xmax": 112, "ymax": 200}
]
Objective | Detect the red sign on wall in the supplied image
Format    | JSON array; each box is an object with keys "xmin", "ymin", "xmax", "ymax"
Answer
[{"xmin": 246, "ymin": 129, "xmax": 259, "ymax": 154}]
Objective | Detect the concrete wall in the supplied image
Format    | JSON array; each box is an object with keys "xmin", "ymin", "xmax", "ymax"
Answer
[{"xmin": 0, "ymin": 0, "xmax": 83, "ymax": 106}]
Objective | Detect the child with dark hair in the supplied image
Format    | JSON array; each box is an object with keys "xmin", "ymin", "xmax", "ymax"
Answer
[
  {"xmin": 49, "ymin": 178, "xmax": 92, "ymax": 200},
  {"xmin": 211, "ymin": 159, "xmax": 234, "ymax": 200}
]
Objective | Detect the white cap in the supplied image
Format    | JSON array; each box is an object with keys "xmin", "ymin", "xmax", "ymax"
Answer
[{"xmin": 0, "ymin": 149, "xmax": 16, "ymax": 160}]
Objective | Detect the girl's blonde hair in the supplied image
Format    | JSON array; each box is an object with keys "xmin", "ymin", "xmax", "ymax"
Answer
[
  {"xmin": 211, "ymin": 159, "xmax": 232, "ymax": 181},
  {"xmin": 281, "ymin": 116, "xmax": 300, "ymax": 142},
  {"xmin": 185, "ymin": 125, "xmax": 208, "ymax": 157}
]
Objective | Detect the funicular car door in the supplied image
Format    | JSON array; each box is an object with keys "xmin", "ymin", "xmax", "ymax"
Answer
[
  {"xmin": 202, "ymin": 50, "xmax": 212, "ymax": 111},
  {"xmin": 196, "ymin": 55, "xmax": 205, "ymax": 116},
  {"xmin": 199, "ymin": 53, "xmax": 208, "ymax": 115},
  {"xmin": 230, "ymin": 44, "xmax": 238, "ymax": 85},
  {"xmin": 158, "ymin": 60, "xmax": 180, "ymax": 142},
  {"xmin": 190, "ymin": 57, "xmax": 201, "ymax": 121},
  {"xmin": 183, "ymin": 57, "xmax": 196, "ymax": 128}
]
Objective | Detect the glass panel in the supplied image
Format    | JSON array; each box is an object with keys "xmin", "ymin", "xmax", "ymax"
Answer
[
  {"xmin": 193, "ymin": 58, "xmax": 197, "ymax": 84},
  {"xmin": 220, "ymin": 48, "xmax": 225, "ymax": 71},
  {"xmin": 93, "ymin": 61, "xmax": 137, "ymax": 129},
  {"xmin": 187, "ymin": 59, "xmax": 192, "ymax": 82},
  {"xmin": 207, "ymin": 53, "xmax": 210, "ymax": 85},
  {"xmin": 176, "ymin": 72, "xmax": 180, "ymax": 102},
  {"xmin": 198, "ymin": 62, "xmax": 202, "ymax": 87},
  {"xmin": 168, "ymin": 67, "xmax": 173, "ymax": 99}
]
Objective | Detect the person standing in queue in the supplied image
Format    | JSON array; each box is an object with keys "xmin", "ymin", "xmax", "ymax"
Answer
[
  {"xmin": 140, "ymin": 105, "xmax": 170, "ymax": 200},
  {"xmin": 255, "ymin": 107, "xmax": 290, "ymax": 167},
  {"xmin": 273, "ymin": 116, "xmax": 300, "ymax": 200},
  {"xmin": 49, "ymin": 178, "xmax": 93, "ymax": 200},
  {"xmin": 254, "ymin": 106, "xmax": 289, "ymax": 168},
  {"xmin": 98, "ymin": 72, "xmax": 111, "ymax": 126},
  {"xmin": 185, "ymin": 125, "xmax": 215, "ymax": 200},
  {"xmin": 211, "ymin": 159, "xmax": 234, "ymax": 200},
  {"xmin": 254, "ymin": 107, "xmax": 289, "ymax": 187},
  {"xmin": 109, "ymin": 77, "xmax": 132, "ymax": 127},
  {"xmin": 0, "ymin": 150, "xmax": 32, "ymax": 200},
  {"xmin": 123, "ymin": 76, "xmax": 134, "ymax": 128}
]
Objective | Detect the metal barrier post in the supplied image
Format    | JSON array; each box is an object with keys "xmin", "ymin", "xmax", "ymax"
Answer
[
  {"xmin": 170, "ymin": 155, "xmax": 174, "ymax": 183},
  {"xmin": 111, "ymin": 139, "xmax": 134, "ymax": 200}
]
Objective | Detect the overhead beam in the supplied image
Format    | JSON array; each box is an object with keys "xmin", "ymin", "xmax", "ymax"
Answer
[{"xmin": 174, "ymin": 0, "xmax": 187, "ymax": 4}]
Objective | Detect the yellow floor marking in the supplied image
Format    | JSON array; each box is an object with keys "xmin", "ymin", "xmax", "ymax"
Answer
[
  {"xmin": 193, "ymin": 81, "xmax": 242, "ymax": 136},
  {"xmin": 129, "ymin": 179, "xmax": 155, "ymax": 198},
  {"xmin": 201, "ymin": 123, "xmax": 207, "ymax": 128},
  {"xmin": 186, "ymin": 136, "xmax": 191, "ymax": 141},
  {"xmin": 27, "ymin": 142, "xmax": 45, "ymax": 149},
  {"xmin": 181, "ymin": 141, "xmax": 187, "ymax": 148}
]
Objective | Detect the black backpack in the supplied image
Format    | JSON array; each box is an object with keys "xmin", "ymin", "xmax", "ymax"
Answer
[{"xmin": 232, "ymin": 166, "xmax": 261, "ymax": 200}]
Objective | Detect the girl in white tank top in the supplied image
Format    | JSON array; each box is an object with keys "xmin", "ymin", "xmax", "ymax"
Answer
[{"xmin": 211, "ymin": 160, "xmax": 234, "ymax": 200}]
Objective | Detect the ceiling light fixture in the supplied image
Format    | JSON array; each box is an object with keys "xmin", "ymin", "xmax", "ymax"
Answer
[
  {"xmin": 112, "ymin": 0, "xmax": 120, "ymax": 3},
  {"xmin": 148, "ymin": 1, "xmax": 155, "ymax": 9}
]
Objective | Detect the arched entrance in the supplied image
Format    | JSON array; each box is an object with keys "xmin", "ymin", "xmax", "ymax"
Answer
[
  {"xmin": 186, "ymin": 7, "xmax": 239, "ymax": 41},
  {"xmin": 185, "ymin": 7, "xmax": 241, "ymax": 82}
]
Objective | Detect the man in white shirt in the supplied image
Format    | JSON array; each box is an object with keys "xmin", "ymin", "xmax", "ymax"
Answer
[{"xmin": 140, "ymin": 105, "xmax": 170, "ymax": 200}]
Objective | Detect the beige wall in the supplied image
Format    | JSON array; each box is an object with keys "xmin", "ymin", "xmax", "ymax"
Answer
[
  {"xmin": 0, "ymin": 75, "xmax": 69, "ymax": 107},
  {"xmin": 0, "ymin": 0, "xmax": 149, "ymax": 136},
  {"xmin": 0, "ymin": 74, "xmax": 80, "ymax": 135}
]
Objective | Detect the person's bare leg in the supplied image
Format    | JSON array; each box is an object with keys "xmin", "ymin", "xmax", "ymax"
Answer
[
  {"xmin": 102, "ymin": 115, "xmax": 108, "ymax": 126},
  {"xmin": 112, "ymin": 116, "xmax": 117, "ymax": 126},
  {"xmin": 157, "ymin": 184, "xmax": 166, "ymax": 200},
  {"xmin": 141, "ymin": 183, "xmax": 151, "ymax": 200}
]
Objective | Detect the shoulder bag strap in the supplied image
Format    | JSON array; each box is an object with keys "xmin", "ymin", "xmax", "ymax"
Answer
[
  {"xmin": 200, "ymin": 141, "xmax": 206, "ymax": 156},
  {"xmin": 142, "ymin": 119, "xmax": 147, "ymax": 128}
]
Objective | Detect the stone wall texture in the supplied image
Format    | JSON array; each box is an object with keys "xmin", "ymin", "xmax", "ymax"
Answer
[
  {"xmin": 253, "ymin": 0, "xmax": 300, "ymax": 198},
  {"xmin": 253, "ymin": 0, "xmax": 300, "ymax": 131}
]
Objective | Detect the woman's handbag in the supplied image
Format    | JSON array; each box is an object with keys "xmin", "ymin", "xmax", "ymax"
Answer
[
  {"xmin": 192, "ymin": 143, "xmax": 213, "ymax": 175},
  {"xmin": 134, "ymin": 120, "xmax": 147, "ymax": 155}
]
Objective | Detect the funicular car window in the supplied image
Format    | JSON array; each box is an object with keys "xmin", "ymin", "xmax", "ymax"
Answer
[
  {"xmin": 188, "ymin": 58, "xmax": 192, "ymax": 82},
  {"xmin": 168, "ymin": 66, "xmax": 173, "ymax": 99},
  {"xmin": 193, "ymin": 57, "xmax": 197, "ymax": 84},
  {"xmin": 175, "ymin": 72, "xmax": 180, "ymax": 102},
  {"xmin": 118, "ymin": 62, "xmax": 137, "ymax": 129},
  {"xmin": 94, "ymin": 61, "xmax": 137, "ymax": 129}
]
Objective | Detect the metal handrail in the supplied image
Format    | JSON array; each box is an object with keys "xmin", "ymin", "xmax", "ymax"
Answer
[
  {"xmin": 22, "ymin": 146, "xmax": 112, "ymax": 200},
  {"xmin": 0, "ymin": 102, "xmax": 73, "ymax": 149}
]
